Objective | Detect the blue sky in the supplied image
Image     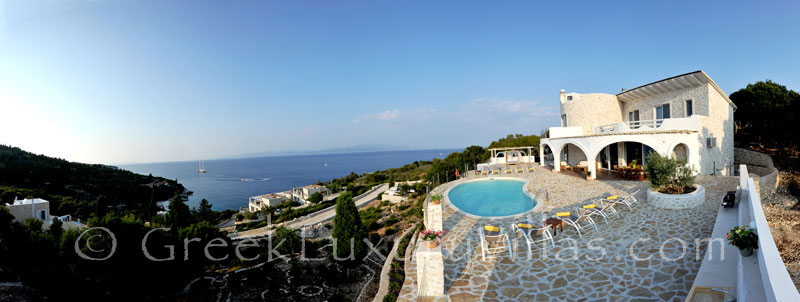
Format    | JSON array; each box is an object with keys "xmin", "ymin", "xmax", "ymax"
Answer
[{"xmin": 1, "ymin": 0, "xmax": 798, "ymax": 164}]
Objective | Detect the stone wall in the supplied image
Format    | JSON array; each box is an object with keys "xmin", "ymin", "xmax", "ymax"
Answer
[
  {"xmin": 648, "ymin": 185, "xmax": 706, "ymax": 209},
  {"xmin": 561, "ymin": 93, "xmax": 622, "ymax": 135},
  {"xmin": 697, "ymin": 84, "xmax": 735, "ymax": 176},
  {"xmin": 5, "ymin": 202, "xmax": 50, "ymax": 222},
  {"xmin": 620, "ymin": 85, "xmax": 708, "ymax": 121},
  {"xmin": 734, "ymin": 148, "xmax": 780, "ymax": 199}
]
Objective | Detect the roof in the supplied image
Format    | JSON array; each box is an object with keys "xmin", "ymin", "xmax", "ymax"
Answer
[
  {"xmin": 305, "ymin": 184, "xmax": 326, "ymax": 189},
  {"xmin": 616, "ymin": 71, "xmax": 737, "ymax": 110},
  {"xmin": 9, "ymin": 198, "xmax": 49, "ymax": 206},
  {"xmin": 488, "ymin": 146, "xmax": 537, "ymax": 151}
]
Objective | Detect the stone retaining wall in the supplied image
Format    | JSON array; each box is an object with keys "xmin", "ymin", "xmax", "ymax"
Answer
[
  {"xmin": 734, "ymin": 148, "xmax": 779, "ymax": 199},
  {"xmin": 648, "ymin": 185, "xmax": 706, "ymax": 209}
]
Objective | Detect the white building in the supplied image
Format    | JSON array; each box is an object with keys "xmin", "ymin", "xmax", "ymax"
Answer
[
  {"xmin": 540, "ymin": 71, "xmax": 736, "ymax": 179},
  {"xmin": 295, "ymin": 184, "xmax": 330, "ymax": 201},
  {"xmin": 3, "ymin": 198, "xmax": 86, "ymax": 230},
  {"xmin": 248, "ymin": 193, "xmax": 290, "ymax": 212}
]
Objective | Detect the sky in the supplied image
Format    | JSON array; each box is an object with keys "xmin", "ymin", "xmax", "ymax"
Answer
[{"xmin": 1, "ymin": 0, "xmax": 799, "ymax": 164}]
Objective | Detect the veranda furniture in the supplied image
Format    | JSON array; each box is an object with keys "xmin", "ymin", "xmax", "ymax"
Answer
[
  {"xmin": 478, "ymin": 225, "xmax": 513, "ymax": 261},
  {"xmin": 544, "ymin": 218, "xmax": 564, "ymax": 236},
  {"xmin": 516, "ymin": 166, "xmax": 524, "ymax": 173},
  {"xmin": 577, "ymin": 202, "xmax": 619, "ymax": 224},
  {"xmin": 527, "ymin": 165, "xmax": 535, "ymax": 172},
  {"xmin": 560, "ymin": 161, "xmax": 572, "ymax": 171},
  {"xmin": 512, "ymin": 221, "xmax": 555, "ymax": 255},
  {"xmin": 556, "ymin": 211, "xmax": 598, "ymax": 238}
]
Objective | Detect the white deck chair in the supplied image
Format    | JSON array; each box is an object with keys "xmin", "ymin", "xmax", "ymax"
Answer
[
  {"xmin": 512, "ymin": 221, "xmax": 554, "ymax": 255},
  {"xmin": 576, "ymin": 202, "xmax": 619, "ymax": 224},
  {"xmin": 607, "ymin": 189, "xmax": 641, "ymax": 210},
  {"xmin": 527, "ymin": 165, "xmax": 535, "ymax": 173},
  {"xmin": 555, "ymin": 211, "xmax": 598, "ymax": 238},
  {"xmin": 516, "ymin": 166, "xmax": 524, "ymax": 173},
  {"xmin": 478, "ymin": 225, "xmax": 513, "ymax": 261}
]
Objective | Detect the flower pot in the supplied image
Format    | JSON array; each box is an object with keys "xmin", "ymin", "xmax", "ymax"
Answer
[
  {"xmin": 425, "ymin": 240, "xmax": 439, "ymax": 249},
  {"xmin": 740, "ymin": 248, "xmax": 754, "ymax": 257},
  {"xmin": 431, "ymin": 200, "xmax": 440, "ymax": 205}
]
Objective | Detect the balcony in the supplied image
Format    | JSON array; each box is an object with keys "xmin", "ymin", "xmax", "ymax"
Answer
[{"xmin": 594, "ymin": 116, "xmax": 700, "ymax": 135}]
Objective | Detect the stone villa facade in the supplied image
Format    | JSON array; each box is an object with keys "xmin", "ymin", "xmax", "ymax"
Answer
[{"xmin": 540, "ymin": 71, "xmax": 736, "ymax": 179}]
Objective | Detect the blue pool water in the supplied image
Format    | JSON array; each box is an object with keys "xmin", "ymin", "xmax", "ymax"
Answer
[{"xmin": 447, "ymin": 178, "xmax": 536, "ymax": 217}]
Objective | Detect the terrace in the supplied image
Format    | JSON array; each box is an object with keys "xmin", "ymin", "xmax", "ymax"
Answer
[{"xmin": 397, "ymin": 168, "xmax": 739, "ymax": 301}]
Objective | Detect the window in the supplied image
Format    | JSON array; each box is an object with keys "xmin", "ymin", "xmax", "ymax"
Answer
[
  {"xmin": 655, "ymin": 104, "xmax": 670, "ymax": 125},
  {"xmin": 561, "ymin": 114, "xmax": 567, "ymax": 127},
  {"xmin": 566, "ymin": 95, "xmax": 573, "ymax": 101},
  {"xmin": 628, "ymin": 110, "xmax": 640, "ymax": 128},
  {"xmin": 685, "ymin": 100, "xmax": 693, "ymax": 116}
]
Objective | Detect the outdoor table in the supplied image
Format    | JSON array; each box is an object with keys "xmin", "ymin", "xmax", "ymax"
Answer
[{"xmin": 545, "ymin": 218, "xmax": 564, "ymax": 236}]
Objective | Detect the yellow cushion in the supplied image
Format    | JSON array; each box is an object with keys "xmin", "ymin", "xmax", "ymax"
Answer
[
  {"xmin": 582, "ymin": 204, "xmax": 596, "ymax": 209},
  {"xmin": 517, "ymin": 223, "xmax": 534, "ymax": 229},
  {"xmin": 606, "ymin": 195, "xmax": 618, "ymax": 200},
  {"xmin": 556, "ymin": 212, "xmax": 570, "ymax": 217},
  {"xmin": 484, "ymin": 225, "xmax": 500, "ymax": 232}
]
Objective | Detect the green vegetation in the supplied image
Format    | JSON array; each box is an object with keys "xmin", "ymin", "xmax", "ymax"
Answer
[
  {"xmin": 307, "ymin": 191, "xmax": 323, "ymax": 203},
  {"xmin": 646, "ymin": 151, "xmax": 696, "ymax": 194},
  {"xmin": 332, "ymin": 192, "xmax": 367, "ymax": 267},
  {"xmin": 383, "ymin": 223, "xmax": 420, "ymax": 302},
  {"xmin": 0, "ymin": 145, "xmax": 184, "ymax": 221},
  {"xmin": 488, "ymin": 134, "xmax": 541, "ymax": 149},
  {"xmin": 730, "ymin": 80, "xmax": 800, "ymax": 150}
]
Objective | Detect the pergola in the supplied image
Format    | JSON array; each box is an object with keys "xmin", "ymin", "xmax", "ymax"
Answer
[{"xmin": 488, "ymin": 146, "xmax": 538, "ymax": 165}]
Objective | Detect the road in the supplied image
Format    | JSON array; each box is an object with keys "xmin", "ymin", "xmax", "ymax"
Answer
[{"xmin": 229, "ymin": 183, "xmax": 388, "ymax": 240}]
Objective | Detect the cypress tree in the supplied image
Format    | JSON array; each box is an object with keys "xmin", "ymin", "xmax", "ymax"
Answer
[{"xmin": 332, "ymin": 191, "xmax": 367, "ymax": 266}]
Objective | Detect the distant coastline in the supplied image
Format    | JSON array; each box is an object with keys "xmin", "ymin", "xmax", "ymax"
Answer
[{"xmin": 119, "ymin": 148, "xmax": 459, "ymax": 210}]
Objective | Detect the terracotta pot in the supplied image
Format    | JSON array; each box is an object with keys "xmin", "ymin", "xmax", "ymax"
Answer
[
  {"xmin": 425, "ymin": 240, "xmax": 439, "ymax": 249},
  {"xmin": 432, "ymin": 200, "xmax": 440, "ymax": 205}
]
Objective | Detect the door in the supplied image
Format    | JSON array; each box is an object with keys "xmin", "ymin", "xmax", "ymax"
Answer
[{"xmin": 609, "ymin": 144, "xmax": 619, "ymax": 168}]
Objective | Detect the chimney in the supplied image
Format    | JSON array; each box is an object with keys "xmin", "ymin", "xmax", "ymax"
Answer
[{"xmin": 559, "ymin": 89, "xmax": 566, "ymax": 103}]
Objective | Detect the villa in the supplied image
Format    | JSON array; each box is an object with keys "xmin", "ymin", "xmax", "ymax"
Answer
[
  {"xmin": 294, "ymin": 184, "xmax": 330, "ymax": 201},
  {"xmin": 248, "ymin": 193, "xmax": 290, "ymax": 212},
  {"xmin": 391, "ymin": 71, "xmax": 799, "ymax": 302},
  {"xmin": 540, "ymin": 71, "xmax": 735, "ymax": 179},
  {"xmin": 3, "ymin": 198, "xmax": 86, "ymax": 230}
]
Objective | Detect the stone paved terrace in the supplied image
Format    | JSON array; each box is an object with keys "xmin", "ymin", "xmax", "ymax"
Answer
[{"xmin": 398, "ymin": 169, "xmax": 737, "ymax": 302}]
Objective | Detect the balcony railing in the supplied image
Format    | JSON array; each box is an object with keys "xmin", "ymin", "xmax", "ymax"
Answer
[{"xmin": 594, "ymin": 116, "xmax": 700, "ymax": 134}]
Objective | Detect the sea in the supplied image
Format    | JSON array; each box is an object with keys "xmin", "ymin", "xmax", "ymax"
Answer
[{"xmin": 119, "ymin": 149, "xmax": 458, "ymax": 211}]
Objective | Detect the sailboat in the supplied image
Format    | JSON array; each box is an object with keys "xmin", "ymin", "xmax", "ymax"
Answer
[{"xmin": 198, "ymin": 160, "xmax": 207, "ymax": 173}]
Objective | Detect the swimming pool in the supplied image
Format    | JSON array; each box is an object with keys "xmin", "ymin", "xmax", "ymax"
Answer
[{"xmin": 446, "ymin": 178, "xmax": 537, "ymax": 217}]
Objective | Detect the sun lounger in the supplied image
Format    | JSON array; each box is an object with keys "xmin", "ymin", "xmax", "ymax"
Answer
[
  {"xmin": 512, "ymin": 220, "xmax": 554, "ymax": 255},
  {"xmin": 577, "ymin": 202, "xmax": 619, "ymax": 224},
  {"xmin": 478, "ymin": 225, "xmax": 513, "ymax": 260},
  {"xmin": 555, "ymin": 211, "xmax": 597, "ymax": 238}
]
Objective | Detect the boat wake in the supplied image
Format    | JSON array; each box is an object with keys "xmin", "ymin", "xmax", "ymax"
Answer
[{"xmin": 219, "ymin": 177, "xmax": 272, "ymax": 182}]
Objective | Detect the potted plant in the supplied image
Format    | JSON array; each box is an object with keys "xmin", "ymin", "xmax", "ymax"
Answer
[
  {"xmin": 431, "ymin": 195, "xmax": 442, "ymax": 205},
  {"xmin": 420, "ymin": 229, "xmax": 447, "ymax": 249},
  {"xmin": 726, "ymin": 225, "xmax": 758, "ymax": 256},
  {"xmin": 586, "ymin": 170, "xmax": 592, "ymax": 179}
]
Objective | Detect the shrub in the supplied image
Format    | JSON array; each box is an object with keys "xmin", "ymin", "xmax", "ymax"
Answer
[
  {"xmin": 384, "ymin": 227, "xmax": 397, "ymax": 236},
  {"xmin": 307, "ymin": 192, "xmax": 323, "ymax": 204},
  {"xmin": 235, "ymin": 213, "xmax": 244, "ymax": 221},
  {"xmin": 369, "ymin": 233, "xmax": 381, "ymax": 245},
  {"xmin": 646, "ymin": 151, "xmax": 696, "ymax": 194}
]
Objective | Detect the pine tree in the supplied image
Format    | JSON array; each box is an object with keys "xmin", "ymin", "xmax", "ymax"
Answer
[
  {"xmin": 332, "ymin": 191, "xmax": 367, "ymax": 266},
  {"xmin": 197, "ymin": 199, "xmax": 214, "ymax": 222},
  {"xmin": 168, "ymin": 193, "xmax": 192, "ymax": 228}
]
